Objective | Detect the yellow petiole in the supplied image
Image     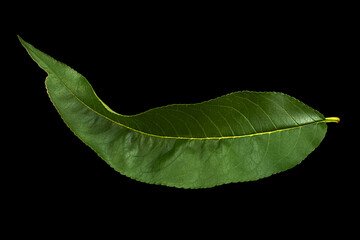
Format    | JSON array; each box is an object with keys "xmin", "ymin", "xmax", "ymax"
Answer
[{"xmin": 325, "ymin": 117, "xmax": 340, "ymax": 123}]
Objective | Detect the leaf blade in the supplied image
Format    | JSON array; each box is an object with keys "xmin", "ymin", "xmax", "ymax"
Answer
[{"xmin": 20, "ymin": 36, "xmax": 332, "ymax": 188}]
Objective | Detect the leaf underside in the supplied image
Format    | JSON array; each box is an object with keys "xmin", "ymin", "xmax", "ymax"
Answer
[{"xmin": 19, "ymin": 36, "xmax": 329, "ymax": 189}]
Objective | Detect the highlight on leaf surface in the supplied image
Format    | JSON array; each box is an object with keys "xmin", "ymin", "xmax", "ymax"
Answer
[{"xmin": 19, "ymin": 36, "xmax": 339, "ymax": 189}]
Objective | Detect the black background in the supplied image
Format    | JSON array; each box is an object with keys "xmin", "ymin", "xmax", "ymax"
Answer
[{"xmin": 6, "ymin": 3, "xmax": 354, "ymax": 235}]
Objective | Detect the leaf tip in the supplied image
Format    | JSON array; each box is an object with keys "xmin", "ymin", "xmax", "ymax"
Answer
[
  {"xmin": 18, "ymin": 35, "xmax": 29, "ymax": 50},
  {"xmin": 17, "ymin": 35, "xmax": 24, "ymax": 44}
]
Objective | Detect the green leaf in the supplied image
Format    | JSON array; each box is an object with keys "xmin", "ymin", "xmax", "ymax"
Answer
[{"xmin": 19, "ymin": 36, "xmax": 340, "ymax": 188}]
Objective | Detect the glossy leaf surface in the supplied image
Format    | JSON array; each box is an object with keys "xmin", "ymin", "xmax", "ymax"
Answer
[{"xmin": 19, "ymin": 36, "xmax": 337, "ymax": 188}]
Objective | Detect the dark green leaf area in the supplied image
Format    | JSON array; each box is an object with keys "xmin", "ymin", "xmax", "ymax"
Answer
[
  {"xmin": 127, "ymin": 91, "xmax": 324, "ymax": 138},
  {"xmin": 19, "ymin": 36, "xmax": 330, "ymax": 188}
]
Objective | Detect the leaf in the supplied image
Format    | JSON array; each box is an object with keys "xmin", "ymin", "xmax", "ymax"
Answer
[{"xmin": 19, "ymin": 36, "xmax": 340, "ymax": 189}]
